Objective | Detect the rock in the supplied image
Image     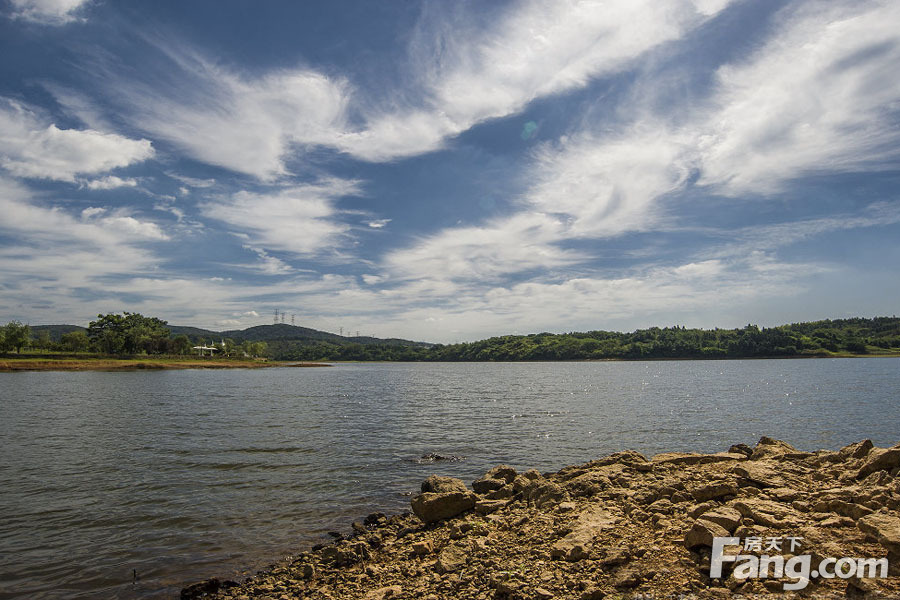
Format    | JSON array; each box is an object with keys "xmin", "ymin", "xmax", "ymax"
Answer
[
  {"xmin": 647, "ymin": 498, "xmax": 674, "ymax": 514},
  {"xmin": 697, "ymin": 506, "xmax": 743, "ymax": 533},
  {"xmin": 486, "ymin": 484, "xmax": 516, "ymax": 500},
  {"xmin": 421, "ymin": 475, "xmax": 469, "ymax": 494},
  {"xmin": 611, "ymin": 567, "xmax": 643, "ymax": 589},
  {"xmin": 474, "ymin": 499, "xmax": 507, "ymax": 515},
  {"xmin": 840, "ymin": 439, "xmax": 874, "ymax": 461},
  {"xmin": 651, "ymin": 452, "xmax": 741, "ymax": 466},
  {"xmin": 411, "ymin": 490, "xmax": 477, "ymax": 523},
  {"xmin": 684, "ymin": 518, "xmax": 730, "ymax": 549},
  {"xmin": 472, "ymin": 477, "xmax": 506, "ymax": 494},
  {"xmin": 412, "ymin": 540, "xmax": 434, "ymax": 555},
  {"xmin": 365, "ymin": 585, "xmax": 402, "ymax": 599},
  {"xmin": 299, "ymin": 563, "xmax": 316, "ymax": 579},
  {"xmin": 857, "ymin": 512, "xmax": 900, "ymax": 553},
  {"xmin": 810, "ymin": 498, "xmax": 873, "ymax": 520},
  {"xmin": 769, "ymin": 487, "xmax": 802, "ymax": 502},
  {"xmin": 749, "ymin": 436, "xmax": 797, "ymax": 460},
  {"xmin": 534, "ymin": 587, "xmax": 554, "ymax": 599},
  {"xmin": 732, "ymin": 462, "xmax": 786, "ymax": 488},
  {"xmin": 857, "ymin": 446, "xmax": 900, "ymax": 480},
  {"xmin": 436, "ymin": 545, "xmax": 467, "ymax": 573},
  {"xmin": 729, "ymin": 443, "xmax": 753, "ymax": 456},
  {"xmin": 364, "ymin": 512, "xmax": 386, "ymax": 526},
  {"xmin": 180, "ymin": 578, "xmax": 238, "ymax": 600},
  {"xmin": 598, "ymin": 547, "xmax": 631, "ymax": 568},
  {"xmin": 690, "ymin": 481, "xmax": 739, "ymax": 502},
  {"xmin": 483, "ymin": 464, "xmax": 518, "ymax": 483},
  {"xmin": 524, "ymin": 479, "xmax": 568, "ymax": 508},
  {"xmin": 688, "ymin": 501, "xmax": 717, "ymax": 518},
  {"xmin": 551, "ymin": 506, "xmax": 616, "ymax": 561},
  {"xmin": 416, "ymin": 453, "xmax": 465, "ymax": 463},
  {"xmin": 731, "ymin": 498, "xmax": 800, "ymax": 528}
]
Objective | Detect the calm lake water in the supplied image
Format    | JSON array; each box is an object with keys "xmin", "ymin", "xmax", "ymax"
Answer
[{"xmin": 1, "ymin": 359, "xmax": 898, "ymax": 599}]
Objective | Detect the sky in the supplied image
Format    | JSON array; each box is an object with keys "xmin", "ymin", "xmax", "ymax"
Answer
[{"xmin": 0, "ymin": 0, "xmax": 899, "ymax": 343}]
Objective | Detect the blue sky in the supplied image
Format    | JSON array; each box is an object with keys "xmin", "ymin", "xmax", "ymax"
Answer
[{"xmin": 0, "ymin": 0, "xmax": 898, "ymax": 342}]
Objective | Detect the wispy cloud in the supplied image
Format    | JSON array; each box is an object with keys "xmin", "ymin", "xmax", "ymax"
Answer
[
  {"xmin": 7, "ymin": 0, "xmax": 90, "ymax": 25},
  {"xmin": 119, "ymin": 55, "xmax": 350, "ymax": 180},
  {"xmin": 199, "ymin": 179, "xmax": 361, "ymax": 256},
  {"xmin": 82, "ymin": 175, "xmax": 139, "ymax": 190},
  {"xmin": 103, "ymin": 1, "xmax": 730, "ymax": 177},
  {"xmin": 698, "ymin": 0, "xmax": 900, "ymax": 194},
  {"xmin": 335, "ymin": 0, "xmax": 733, "ymax": 161},
  {"xmin": 383, "ymin": 212, "xmax": 579, "ymax": 283},
  {"xmin": 0, "ymin": 98, "xmax": 153, "ymax": 182}
]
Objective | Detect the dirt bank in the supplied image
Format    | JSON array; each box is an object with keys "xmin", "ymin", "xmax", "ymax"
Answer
[
  {"xmin": 183, "ymin": 437, "xmax": 900, "ymax": 599},
  {"xmin": 0, "ymin": 357, "xmax": 330, "ymax": 372}
]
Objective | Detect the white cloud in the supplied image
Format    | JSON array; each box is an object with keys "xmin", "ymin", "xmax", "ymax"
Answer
[
  {"xmin": 336, "ymin": 0, "xmax": 733, "ymax": 161},
  {"xmin": 0, "ymin": 98, "xmax": 153, "ymax": 181},
  {"xmin": 698, "ymin": 0, "xmax": 900, "ymax": 194},
  {"xmin": 96, "ymin": 216, "xmax": 168, "ymax": 241},
  {"xmin": 0, "ymin": 176, "xmax": 166, "ymax": 318},
  {"xmin": 383, "ymin": 212, "xmax": 579, "ymax": 282},
  {"xmin": 367, "ymin": 219, "xmax": 391, "ymax": 229},
  {"xmin": 9, "ymin": 0, "xmax": 89, "ymax": 24},
  {"xmin": 126, "ymin": 62, "xmax": 349, "ymax": 180},
  {"xmin": 200, "ymin": 179, "xmax": 360, "ymax": 255},
  {"xmin": 166, "ymin": 172, "xmax": 216, "ymax": 188},
  {"xmin": 242, "ymin": 245, "xmax": 292, "ymax": 275},
  {"xmin": 526, "ymin": 126, "xmax": 693, "ymax": 237},
  {"xmin": 83, "ymin": 175, "xmax": 139, "ymax": 190},
  {"xmin": 109, "ymin": 1, "xmax": 729, "ymax": 176}
]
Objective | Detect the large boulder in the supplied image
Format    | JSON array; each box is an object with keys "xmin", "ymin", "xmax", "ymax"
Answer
[
  {"xmin": 856, "ymin": 445, "xmax": 900, "ymax": 480},
  {"xmin": 684, "ymin": 519, "xmax": 730, "ymax": 549},
  {"xmin": 411, "ymin": 476, "xmax": 477, "ymax": 523},
  {"xmin": 473, "ymin": 464, "xmax": 517, "ymax": 494},
  {"xmin": 421, "ymin": 475, "xmax": 468, "ymax": 494},
  {"xmin": 749, "ymin": 436, "xmax": 798, "ymax": 460}
]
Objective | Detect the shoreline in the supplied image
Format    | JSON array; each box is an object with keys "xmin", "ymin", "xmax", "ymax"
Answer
[
  {"xmin": 183, "ymin": 437, "xmax": 900, "ymax": 600},
  {"xmin": 0, "ymin": 356, "xmax": 331, "ymax": 372}
]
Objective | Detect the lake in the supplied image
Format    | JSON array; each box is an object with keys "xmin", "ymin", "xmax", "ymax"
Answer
[{"xmin": 1, "ymin": 358, "xmax": 898, "ymax": 599}]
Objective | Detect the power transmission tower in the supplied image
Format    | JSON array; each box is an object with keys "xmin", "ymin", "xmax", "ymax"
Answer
[
  {"xmin": 281, "ymin": 312, "xmax": 285, "ymax": 324},
  {"xmin": 291, "ymin": 314, "xmax": 295, "ymax": 326},
  {"xmin": 273, "ymin": 309, "xmax": 279, "ymax": 324},
  {"xmin": 339, "ymin": 326, "xmax": 343, "ymax": 336}
]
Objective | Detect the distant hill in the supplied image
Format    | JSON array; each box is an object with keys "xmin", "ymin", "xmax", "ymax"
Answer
[{"xmin": 168, "ymin": 323, "xmax": 430, "ymax": 348}]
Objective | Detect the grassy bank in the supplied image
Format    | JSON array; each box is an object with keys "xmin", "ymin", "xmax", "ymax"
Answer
[{"xmin": 0, "ymin": 353, "xmax": 330, "ymax": 372}]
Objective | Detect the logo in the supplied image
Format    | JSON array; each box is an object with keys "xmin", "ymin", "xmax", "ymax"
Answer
[{"xmin": 710, "ymin": 536, "xmax": 889, "ymax": 591}]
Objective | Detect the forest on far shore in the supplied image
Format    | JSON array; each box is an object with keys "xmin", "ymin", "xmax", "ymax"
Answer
[
  {"xmin": 274, "ymin": 317, "xmax": 900, "ymax": 362},
  {"xmin": 5, "ymin": 315, "xmax": 900, "ymax": 362}
]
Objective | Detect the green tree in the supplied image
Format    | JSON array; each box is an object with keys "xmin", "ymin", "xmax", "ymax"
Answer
[
  {"xmin": 2, "ymin": 321, "xmax": 31, "ymax": 354},
  {"xmin": 171, "ymin": 334, "xmax": 192, "ymax": 355},
  {"xmin": 32, "ymin": 330, "xmax": 52, "ymax": 352},
  {"xmin": 60, "ymin": 330, "xmax": 90, "ymax": 352},
  {"xmin": 87, "ymin": 312, "xmax": 170, "ymax": 355}
]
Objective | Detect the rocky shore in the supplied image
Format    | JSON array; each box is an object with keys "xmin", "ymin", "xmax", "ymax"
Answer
[{"xmin": 182, "ymin": 438, "xmax": 900, "ymax": 599}]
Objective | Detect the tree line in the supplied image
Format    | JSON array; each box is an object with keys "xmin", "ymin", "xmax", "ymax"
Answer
[
  {"xmin": 0, "ymin": 313, "xmax": 266, "ymax": 358},
  {"xmin": 273, "ymin": 317, "xmax": 900, "ymax": 361}
]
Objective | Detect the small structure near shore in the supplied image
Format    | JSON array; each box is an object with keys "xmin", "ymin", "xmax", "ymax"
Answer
[{"xmin": 192, "ymin": 344, "xmax": 219, "ymax": 357}]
